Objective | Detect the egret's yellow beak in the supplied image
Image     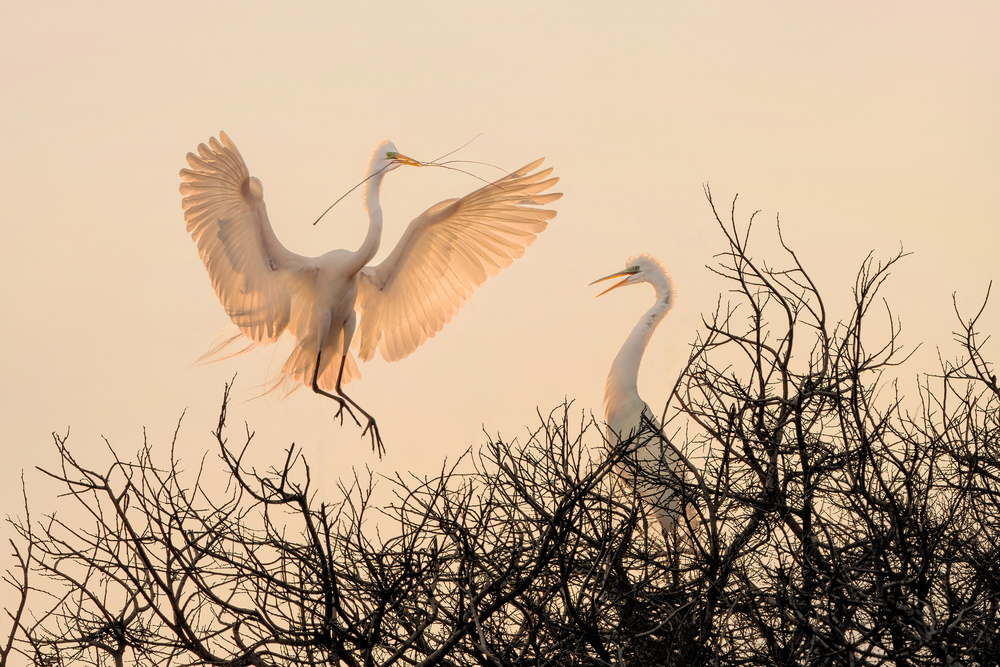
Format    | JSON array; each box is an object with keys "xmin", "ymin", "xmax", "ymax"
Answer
[
  {"xmin": 392, "ymin": 153, "xmax": 423, "ymax": 167},
  {"xmin": 590, "ymin": 268, "xmax": 640, "ymax": 297}
]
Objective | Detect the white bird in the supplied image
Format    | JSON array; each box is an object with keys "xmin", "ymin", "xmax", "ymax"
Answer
[
  {"xmin": 591, "ymin": 255, "xmax": 683, "ymax": 535},
  {"xmin": 179, "ymin": 132, "xmax": 561, "ymax": 454}
]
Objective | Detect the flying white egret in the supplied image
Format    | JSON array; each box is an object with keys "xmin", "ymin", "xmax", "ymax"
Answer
[
  {"xmin": 591, "ymin": 255, "xmax": 683, "ymax": 535},
  {"xmin": 180, "ymin": 132, "xmax": 561, "ymax": 454}
]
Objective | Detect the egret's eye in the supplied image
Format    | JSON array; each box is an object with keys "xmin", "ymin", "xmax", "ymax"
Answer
[{"xmin": 386, "ymin": 151, "xmax": 399, "ymax": 159}]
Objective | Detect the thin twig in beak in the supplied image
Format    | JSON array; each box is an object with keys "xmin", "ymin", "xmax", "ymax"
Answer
[{"xmin": 313, "ymin": 155, "xmax": 420, "ymax": 226}]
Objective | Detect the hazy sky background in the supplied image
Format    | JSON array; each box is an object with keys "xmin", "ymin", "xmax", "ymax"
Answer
[{"xmin": 2, "ymin": 2, "xmax": 998, "ymax": 588}]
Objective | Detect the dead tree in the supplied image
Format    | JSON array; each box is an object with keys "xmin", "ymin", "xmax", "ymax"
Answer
[{"xmin": 6, "ymin": 190, "xmax": 1000, "ymax": 665}]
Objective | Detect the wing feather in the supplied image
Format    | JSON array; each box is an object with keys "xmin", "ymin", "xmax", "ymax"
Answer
[
  {"xmin": 355, "ymin": 159, "xmax": 561, "ymax": 362},
  {"xmin": 179, "ymin": 132, "xmax": 313, "ymax": 344}
]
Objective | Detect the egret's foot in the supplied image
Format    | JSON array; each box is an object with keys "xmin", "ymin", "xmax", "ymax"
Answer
[
  {"xmin": 333, "ymin": 400, "xmax": 361, "ymax": 429},
  {"xmin": 361, "ymin": 418, "xmax": 385, "ymax": 458}
]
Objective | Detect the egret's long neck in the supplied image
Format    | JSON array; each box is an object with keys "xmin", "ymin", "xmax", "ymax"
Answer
[
  {"xmin": 604, "ymin": 283, "xmax": 673, "ymax": 422},
  {"xmin": 349, "ymin": 171, "xmax": 385, "ymax": 273}
]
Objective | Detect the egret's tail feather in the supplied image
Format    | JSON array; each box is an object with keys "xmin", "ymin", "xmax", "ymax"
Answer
[
  {"xmin": 196, "ymin": 330, "xmax": 258, "ymax": 365},
  {"xmin": 280, "ymin": 337, "xmax": 361, "ymax": 394}
]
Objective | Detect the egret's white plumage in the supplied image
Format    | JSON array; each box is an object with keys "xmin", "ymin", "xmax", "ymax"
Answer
[
  {"xmin": 180, "ymin": 132, "xmax": 561, "ymax": 453},
  {"xmin": 592, "ymin": 254, "xmax": 682, "ymax": 535}
]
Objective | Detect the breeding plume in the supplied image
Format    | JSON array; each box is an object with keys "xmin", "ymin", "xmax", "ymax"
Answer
[
  {"xmin": 592, "ymin": 254, "xmax": 682, "ymax": 535},
  {"xmin": 180, "ymin": 132, "xmax": 561, "ymax": 454}
]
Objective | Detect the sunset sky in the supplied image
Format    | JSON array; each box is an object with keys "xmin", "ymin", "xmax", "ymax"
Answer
[{"xmin": 2, "ymin": 2, "xmax": 998, "ymax": 582}]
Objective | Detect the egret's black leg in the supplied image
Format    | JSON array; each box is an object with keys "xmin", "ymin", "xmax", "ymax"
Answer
[
  {"xmin": 310, "ymin": 349, "xmax": 361, "ymax": 428},
  {"xmin": 333, "ymin": 355, "xmax": 385, "ymax": 458}
]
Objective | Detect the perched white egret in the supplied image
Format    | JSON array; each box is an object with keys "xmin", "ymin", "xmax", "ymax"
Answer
[
  {"xmin": 180, "ymin": 132, "xmax": 561, "ymax": 454},
  {"xmin": 592, "ymin": 255, "xmax": 683, "ymax": 535}
]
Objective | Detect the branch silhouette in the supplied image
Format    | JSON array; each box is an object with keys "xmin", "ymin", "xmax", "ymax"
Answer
[{"xmin": 6, "ymin": 194, "xmax": 999, "ymax": 665}]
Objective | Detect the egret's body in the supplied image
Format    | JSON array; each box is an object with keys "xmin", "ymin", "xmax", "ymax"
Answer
[
  {"xmin": 180, "ymin": 132, "xmax": 561, "ymax": 453},
  {"xmin": 592, "ymin": 255, "xmax": 681, "ymax": 535}
]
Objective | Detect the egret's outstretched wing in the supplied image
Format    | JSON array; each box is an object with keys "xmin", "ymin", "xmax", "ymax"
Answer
[
  {"xmin": 355, "ymin": 160, "xmax": 561, "ymax": 362},
  {"xmin": 179, "ymin": 132, "xmax": 314, "ymax": 343}
]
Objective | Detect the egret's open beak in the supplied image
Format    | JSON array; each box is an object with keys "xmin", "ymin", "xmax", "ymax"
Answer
[
  {"xmin": 590, "ymin": 268, "xmax": 639, "ymax": 297},
  {"xmin": 393, "ymin": 153, "xmax": 423, "ymax": 167}
]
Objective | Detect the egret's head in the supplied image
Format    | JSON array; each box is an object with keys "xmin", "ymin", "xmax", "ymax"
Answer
[
  {"xmin": 591, "ymin": 254, "xmax": 668, "ymax": 297},
  {"xmin": 313, "ymin": 140, "xmax": 423, "ymax": 225},
  {"xmin": 368, "ymin": 140, "xmax": 422, "ymax": 177}
]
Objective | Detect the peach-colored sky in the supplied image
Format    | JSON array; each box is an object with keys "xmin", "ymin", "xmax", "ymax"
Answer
[{"xmin": 2, "ymin": 2, "xmax": 998, "ymax": 592}]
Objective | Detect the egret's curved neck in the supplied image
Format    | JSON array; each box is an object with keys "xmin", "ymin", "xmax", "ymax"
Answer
[
  {"xmin": 605, "ymin": 282, "xmax": 673, "ymax": 421},
  {"xmin": 350, "ymin": 170, "xmax": 386, "ymax": 272}
]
